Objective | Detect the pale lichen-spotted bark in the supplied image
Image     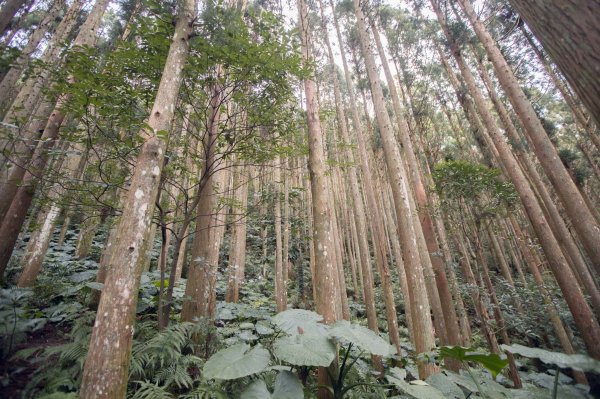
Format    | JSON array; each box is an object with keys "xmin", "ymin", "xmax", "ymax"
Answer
[
  {"xmin": 79, "ymin": 0, "xmax": 196, "ymax": 396},
  {"xmin": 297, "ymin": 0, "xmax": 339, "ymax": 326},
  {"xmin": 457, "ymin": 0, "xmax": 600, "ymax": 275},
  {"xmin": 353, "ymin": 0, "xmax": 437, "ymax": 379},
  {"xmin": 433, "ymin": 1, "xmax": 600, "ymax": 359}
]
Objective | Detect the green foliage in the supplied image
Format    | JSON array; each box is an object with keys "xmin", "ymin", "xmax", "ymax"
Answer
[
  {"xmin": 202, "ymin": 343, "xmax": 270, "ymax": 380},
  {"xmin": 438, "ymin": 346, "xmax": 509, "ymax": 380},
  {"xmin": 501, "ymin": 344, "xmax": 600, "ymax": 373},
  {"xmin": 433, "ymin": 160, "xmax": 517, "ymax": 220},
  {"xmin": 239, "ymin": 371, "xmax": 304, "ymax": 399}
]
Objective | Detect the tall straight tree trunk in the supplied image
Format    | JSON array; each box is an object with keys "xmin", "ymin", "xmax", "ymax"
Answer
[
  {"xmin": 433, "ymin": 2, "xmax": 600, "ymax": 358},
  {"xmin": 373, "ymin": 20, "xmax": 461, "ymax": 354},
  {"xmin": 181, "ymin": 74, "xmax": 223, "ymax": 324},
  {"xmin": 320, "ymin": 0, "xmax": 392, "ymax": 357},
  {"xmin": 226, "ymin": 165, "xmax": 249, "ymax": 303},
  {"xmin": 471, "ymin": 49, "xmax": 600, "ymax": 315},
  {"xmin": 472, "ymin": 223, "xmax": 522, "ymax": 387},
  {"xmin": 298, "ymin": 0, "xmax": 341, "ymax": 395},
  {"xmin": 274, "ymin": 157, "xmax": 287, "ymax": 312},
  {"xmin": 0, "ymin": 0, "xmax": 64, "ymax": 112},
  {"xmin": 456, "ymin": 0, "xmax": 600, "ymax": 274},
  {"xmin": 353, "ymin": 0, "xmax": 437, "ymax": 378},
  {"xmin": 507, "ymin": 0, "xmax": 600, "ymax": 127},
  {"xmin": 0, "ymin": 0, "xmax": 110, "ymax": 279},
  {"xmin": 17, "ymin": 145, "xmax": 86, "ymax": 287},
  {"xmin": 79, "ymin": 0, "xmax": 196, "ymax": 395}
]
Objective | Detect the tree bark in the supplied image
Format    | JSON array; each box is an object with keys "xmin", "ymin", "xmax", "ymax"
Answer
[
  {"xmin": 457, "ymin": 0, "xmax": 600, "ymax": 274},
  {"xmin": 507, "ymin": 0, "xmax": 600, "ymax": 128},
  {"xmin": 79, "ymin": 0, "xmax": 196, "ymax": 395},
  {"xmin": 353, "ymin": 0, "xmax": 437, "ymax": 379}
]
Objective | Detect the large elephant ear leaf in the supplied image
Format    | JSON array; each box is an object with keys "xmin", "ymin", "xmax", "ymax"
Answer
[
  {"xmin": 203, "ymin": 343, "xmax": 270, "ymax": 380},
  {"xmin": 272, "ymin": 371, "xmax": 304, "ymax": 399},
  {"xmin": 329, "ymin": 320, "xmax": 396, "ymax": 356},
  {"xmin": 501, "ymin": 344, "xmax": 600, "ymax": 373},
  {"xmin": 240, "ymin": 379, "xmax": 270, "ymax": 399},
  {"xmin": 273, "ymin": 333, "xmax": 336, "ymax": 367},
  {"xmin": 386, "ymin": 367, "xmax": 446, "ymax": 399},
  {"xmin": 272, "ymin": 309, "xmax": 324, "ymax": 335}
]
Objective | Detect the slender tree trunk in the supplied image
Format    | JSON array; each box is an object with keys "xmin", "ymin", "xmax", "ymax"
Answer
[
  {"xmin": 457, "ymin": 0, "xmax": 600, "ymax": 274},
  {"xmin": 471, "ymin": 47, "xmax": 600, "ymax": 316},
  {"xmin": 473, "ymin": 224, "xmax": 522, "ymax": 388},
  {"xmin": 274, "ymin": 157, "xmax": 286, "ymax": 311},
  {"xmin": 372, "ymin": 20, "xmax": 461, "ymax": 355},
  {"xmin": 0, "ymin": 0, "xmax": 64, "ymax": 112},
  {"xmin": 181, "ymin": 74, "xmax": 222, "ymax": 324},
  {"xmin": 298, "ymin": 0, "xmax": 341, "ymax": 395},
  {"xmin": 79, "ymin": 0, "xmax": 196, "ymax": 395},
  {"xmin": 225, "ymin": 166, "xmax": 249, "ymax": 303},
  {"xmin": 434, "ymin": 2, "xmax": 600, "ymax": 358},
  {"xmin": 0, "ymin": 0, "xmax": 109, "ymax": 279},
  {"xmin": 353, "ymin": 0, "xmax": 437, "ymax": 378}
]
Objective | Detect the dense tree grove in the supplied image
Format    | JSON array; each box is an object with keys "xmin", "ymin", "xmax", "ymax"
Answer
[{"xmin": 0, "ymin": 0, "xmax": 599, "ymax": 397}]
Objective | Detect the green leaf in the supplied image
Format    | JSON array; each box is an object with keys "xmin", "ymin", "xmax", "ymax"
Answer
[
  {"xmin": 203, "ymin": 343, "xmax": 270, "ymax": 380},
  {"xmin": 273, "ymin": 333, "xmax": 336, "ymax": 367},
  {"xmin": 386, "ymin": 370, "xmax": 446, "ymax": 399},
  {"xmin": 501, "ymin": 343, "xmax": 600, "ymax": 372},
  {"xmin": 272, "ymin": 371, "xmax": 304, "ymax": 399},
  {"xmin": 240, "ymin": 379, "xmax": 271, "ymax": 399},
  {"xmin": 329, "ymin": 320, "xmax": 396, "ymax": 356},
  {"xmin": 439, "ymin": 346, "xmax": 509, "ymax": 379},
  {"xmin": 272, "ymin": 309, "xmax": 324, "ymax": 335},
  {"xmin": 425, "ymin": 373, "xmax": 466, "ymax": 399}
]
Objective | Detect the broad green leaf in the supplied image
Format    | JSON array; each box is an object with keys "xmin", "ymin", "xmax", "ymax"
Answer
[
  {"xmin": 240, "ymin": 379, "xmax": 270, "ymax": 399},
  {"xmin": 272, "ymin": 309, "xmax": 323, "ymax": 335},
  {"xmin": 329, "ymin": 320, "xmax": 396, "ymax": 356},
  {"xmin": 439, "ymin": 346, "xmax": 509, "ymax": 379},
  {"xmin": 501, "ymin": 343, "xmax": 600, "ymax": 372},
  {"xmin": 273, "ymin": 333, "xmax": 336, "ymax": 366},
  {"xmin": 425, "ymin": 372, "xmax": 466, "ymax": 399},
  {"xmin": 203, "ymin": 343, "xmax": 270, "ymax": 380},
  {"xmin": 386, "ymin": 375, "xmax": 446, "ymax": 399},
  {"xmin": 272, "ymin": 371, "xmax": 304, "ymax": 399}
]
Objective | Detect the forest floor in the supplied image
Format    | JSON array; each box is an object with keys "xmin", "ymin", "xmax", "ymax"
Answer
[{"xmin": 0, "ymin": 226, "xmax": 595, "ymax": 398}]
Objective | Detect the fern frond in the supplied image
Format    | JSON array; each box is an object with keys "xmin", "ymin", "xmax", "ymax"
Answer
[{"xmin": 131, "ymin": 381, "xmax": 174, "ymax": 399}]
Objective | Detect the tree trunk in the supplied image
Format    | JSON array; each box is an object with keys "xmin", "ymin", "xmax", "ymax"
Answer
[
  {"xmin": 457, "ymin": 0, "xmax": 600, "ymax": 274},
  {"xmin": 0, "ymin": 0, "xmax": 64, "ymax": 112},
  {"xmin": 79, "ymin": 0, "xmax": 196, "ymax": 395},
  {"xmin": 225, "ymin": 166, "xmax": 249, "ymax": 303},
  {"xmin": 0, "ymin": 0, "xmax": 109, "ymax": 279},
  {"xmin": 507, "ymin": 0, "xmax": 600, "ymax": 127},
  {"xmin": 0, "ymin": 0, "xmax": 27, "ymax": 36},
  {"xmin": 353, "ymin": 0, "xmax": 437, "ymax": 379},
  {"xmin": 434, "ymin": 4, "xmax": 600, "ymax": 358}
]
